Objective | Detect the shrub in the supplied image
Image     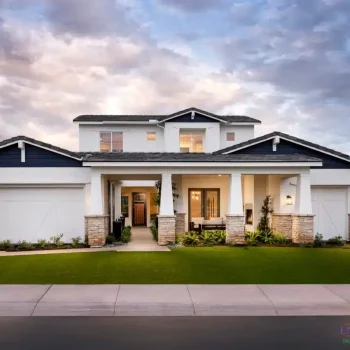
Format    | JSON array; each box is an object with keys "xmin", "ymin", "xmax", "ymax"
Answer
[
  {"xmin": 326, "ymin": 236, "xmax": 345, "ymax": 246},
  {"xmin": 270, "ymin": 232, "xmax": 290, "ymax": 245},
  {"xmin": 257, "ymin": 195, "xmax": 273, "ymax": 232},
  {"xmin": 0, "ymin": 240, "xmax": 12, "ymax": 251},
  {"xmin": 37, "ymin": 239, "xmax": 48, "ymax": 249},
  {"xmin": 199, "ymin": 231, "xmax": 216, "ymax": 246},
  {"xmin": 313, "ymin": 233, "xmax": 325, "ymax": 247},
  {"xmin": 121, "ymin": 226, "xmax": 132, "ymax": 243},
  {"xmin": 50, "ymin": 234, "xmax": 64, "ymax": 247},
  {"xmin": 17, "ymin": 241, "xmax": 35, "ymax": 251},
  {"xmin": 71, "ymin": 236, "xmax": 82, "ymax": 247},
  {"xmin": 150, "ymin": 226, "xmax": 158, "ymax": 241},
  {"xmin": 105, "ymin": 235, "xmax": 116, "ymax": 245},
  {"xmin": 180, "ymin": 231, "xmax": 200, "ymax": 246},
  {"xmin": 245, "ymin": 230, "xmax": 261, "ymax": 246},
  {"xmin": 259, "ymin": 231, "xmax": 272, "ymax": 244},
  {"xmin": 213, "ymin": 230, "xmax": 226, "ymax": 244}
]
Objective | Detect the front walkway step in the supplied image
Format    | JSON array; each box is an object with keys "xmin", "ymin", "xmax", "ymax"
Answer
[{"xmin": 117, "ymin": 227, "xmax": 170, "ymax": 252}]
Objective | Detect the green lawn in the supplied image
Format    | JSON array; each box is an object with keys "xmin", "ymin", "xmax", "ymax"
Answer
[{"xmin": 0, "ymin": 247, "xmax": 350, "ymax": 284}]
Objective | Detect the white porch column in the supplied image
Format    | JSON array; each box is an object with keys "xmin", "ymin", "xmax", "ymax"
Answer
[
  {"xmin": 85, "ymin": 170, "xmax": 109, "ymax": 247},
  {"xmin": 114, "ymin": 181, "xmax": 122, "ymax": 219},
  {"xmin": 226, "ymin": 173, "xmax": 245, "ymax": 245},
  {"xmin": 295, "ymin": 172, "xmax": 313, "ymax": 214},
  {"xmin": 158, "ymin": 172, "xmax": 176, "ymax": 245},
  {"xmin": 90, "ymin": 171, "xmax": 103, "ymax": 215},
  {"xmin": 292, "ymin": 171, "xmax": 314, "ymax": 243},
  {"xmin": 228, "ymin": 173, "xmax": 244, "ymax": 215},
  {"xmin": 159, "ymin": 172, "xmax": 174, "ymax": 215}
]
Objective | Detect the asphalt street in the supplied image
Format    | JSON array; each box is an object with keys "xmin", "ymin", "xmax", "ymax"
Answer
[{"xmin": 0, "ymin": 316, "xmax": 349, "ymax": 349}]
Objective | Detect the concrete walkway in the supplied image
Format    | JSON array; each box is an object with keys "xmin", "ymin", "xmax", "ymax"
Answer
[
  {"xmin": 1, "ymin": 284, "xmax": 350, "ymax": 316},
  {"xmin": 116, "ymin": 227, "xmax": 169, "ymax": 252}
]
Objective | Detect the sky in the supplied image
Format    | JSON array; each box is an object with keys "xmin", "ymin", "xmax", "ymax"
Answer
[{"xmin": 0, "ymin": 0, "xmax": 350, "ymax": 152}]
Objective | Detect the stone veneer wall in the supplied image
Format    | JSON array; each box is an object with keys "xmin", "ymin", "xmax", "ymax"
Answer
[
  {"xmin": 175, "ymin": 213, "xmax": 186, "ymax": 237},
  {"xmin": 85, "ymin": 215, "xmax": 109, "ymax": 247},
  {"xmin": 225, "ymin": 214, "xmax": 245, "ymax": 245},
  {"xmin": 292, "ymin": 215, "xmax": 314, "ymax": 243},
  {"xmin": 271, "ymin": 214, "xmax": 293, "ymax": 239},
  {"xmin": 158, "ymin": 215, "xmax": 176, "ymax": 246}
]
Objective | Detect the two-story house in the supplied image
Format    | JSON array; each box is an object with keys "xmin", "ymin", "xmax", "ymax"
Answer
[{"xmin": 1, "ymin": 107, "xmax": 350, "ymax": 246}]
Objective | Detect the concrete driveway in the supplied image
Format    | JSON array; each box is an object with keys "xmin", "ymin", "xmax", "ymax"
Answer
[{"xmin": 1, "ymin": 284, "xmax": 350, "ymax": 316}]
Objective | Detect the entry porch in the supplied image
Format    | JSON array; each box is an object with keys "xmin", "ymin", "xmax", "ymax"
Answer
[{"xmin": 85, "ymin": 164, "xmax": 317, "ymax": 246}]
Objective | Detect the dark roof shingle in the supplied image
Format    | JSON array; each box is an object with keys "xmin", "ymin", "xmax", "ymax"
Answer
[
  {"xmin": 213, "ymin": 131, "xmax": 350, "ymax": 162},
  {"xmin": 0, "ymin": 136, "xmax": 81, "ymax": 159},
  {"xmin": 73, "ymin": 107, "xmax": 261, "ymax": 124},
  {"xmin": 79, "ymin": 152, "xmax": 321, "ymax": 163}
]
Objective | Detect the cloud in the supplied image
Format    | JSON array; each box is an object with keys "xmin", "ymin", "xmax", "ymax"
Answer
[
  {"xmin": 1, "ymin": 0, "xmax": 350, "ymax": 155},
  {"xmin": 157, "ymin": 0, "xmax": 225, "ymax": 12},
  {"xmin": 44, "ymin": 0, "xmax": 137, "ymax": 37}
]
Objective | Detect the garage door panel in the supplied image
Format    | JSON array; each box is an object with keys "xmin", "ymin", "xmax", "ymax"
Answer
[
  {"xmin": 0, "ymin": 187, "xmax": 85, "ymax": 243},
  {"xmin": 311, "ymin": 187, "xmax": 347, "ymax": 240}
]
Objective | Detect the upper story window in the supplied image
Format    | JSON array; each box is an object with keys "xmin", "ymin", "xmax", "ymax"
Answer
[
  {"xmin": 180, "ymin": 130, "xmax": 204, "ymax": 153},
  {"xmin": 100, "ymin": 132, "xmax": 123, "ymax": 152},
  {"xmin": 227, "ymin": 132, "xmax": 235, "ymax": 141},
  {"xmin": 147, "ymin": 132, "xmax": 156, "ymax": 141}
]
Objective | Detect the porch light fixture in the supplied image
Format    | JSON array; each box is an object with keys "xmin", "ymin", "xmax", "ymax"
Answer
[{"xmin": 286, "ymin": 195, "xmax": 293, "ymax": 205}]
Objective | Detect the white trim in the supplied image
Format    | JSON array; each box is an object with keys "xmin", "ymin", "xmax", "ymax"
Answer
[
  {"xmin": 0, "ymin": 184, "xmax": 85, "ymax": 188},
  {"xmin": 74, "ymin": 121, "xmax": 158, "ymax": 125},
  {"xmin": 221, "ymin": 136, "xmax": 275, "ymax": 154},
  {"xmin": 18, "ymin": 141, "xmax": 25, "ymax": 162},
  {"xmin": 272, "ymin": 136, "xmax": 280, "ymax": 152},
  {"xmin": 222, "ymin": 135, "xmax": 350, "ymax": 163},
  {"xmin": 83, "ymin": 161, "xmax": 323, "ymax": 168},
  {"xmin": 227, "ymin": 122, "xmax": 261, "ymax": 125},
  {"xmin": 0, "ymin": 139, "xmax": 82, "ymax": 161},
  {"xmin": 160, "ymin": 109, "xmax": 228, "ymax": 124}
]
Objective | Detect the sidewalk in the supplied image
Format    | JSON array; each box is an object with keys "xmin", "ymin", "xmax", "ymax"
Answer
[{"xmin": 1, "ymin": 284, "xmax": 350, "ymax": 316}]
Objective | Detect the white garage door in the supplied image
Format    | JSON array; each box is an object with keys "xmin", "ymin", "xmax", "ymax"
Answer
[
  {"xmin": 0, "ymin": 187, "xmax": 84, "ymax": 243},
  {"xmin": 311, "ymin": 187, "xmax": 348, "ymax": 240}
]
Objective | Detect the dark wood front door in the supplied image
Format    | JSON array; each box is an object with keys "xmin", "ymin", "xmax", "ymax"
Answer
[{"xmin": 132, "ymin": 193, "xmax": 146, "ymax": 226}]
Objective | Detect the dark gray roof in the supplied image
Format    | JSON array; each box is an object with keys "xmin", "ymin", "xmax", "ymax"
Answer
[
  {"xmin": 73, "ymin": 107, "xmax": 261, "ymax": 124},
  {"xmin": 79, "ymin": 152, "xmax": 321, "ymax": 163},
  {"xmin": 0, "ymin": 135, "xmax": 81, "ymax": 159},
  {"xmin": 213, "ymin": 131, "xmax": 350, "ymax": 161}
]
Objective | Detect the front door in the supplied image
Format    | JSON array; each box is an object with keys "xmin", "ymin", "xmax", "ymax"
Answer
[{"xmin": 132, "ymin": 192, "xmax": 146, "ymax": 226}]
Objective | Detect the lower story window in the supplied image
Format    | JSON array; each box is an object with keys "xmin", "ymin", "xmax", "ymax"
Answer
[
  {"xmin": 189, "ymin": 189, "xmax": 220, "ymax": 221},
  {"xmin": 121, "ymin": 195, "xmax": 129, "ymax": 217}
]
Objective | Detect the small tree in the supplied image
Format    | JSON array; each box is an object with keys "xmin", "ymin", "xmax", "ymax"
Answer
[
  {"xmin": 153, "ymin": 180, "xmax": 179, "ymax": 208},
  {"xmin": 257, "ymin": 195, "xmax": 273, "ymax": 232}
]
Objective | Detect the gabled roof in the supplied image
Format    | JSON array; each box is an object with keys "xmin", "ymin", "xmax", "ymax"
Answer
[
  {"xmin": 214, "ymin": 131, "xmax": 350, "ymax": 162},
  {"xmin": 0, "ymin": 135, "xmax": 82, "ymax": 161},
  {"xmin": 79, "ymin": 152, "xmax": 321, "ymax": 163},
  {"xmin": 73, "ymin": 107, "xmax": 261, "ymax": 124}
]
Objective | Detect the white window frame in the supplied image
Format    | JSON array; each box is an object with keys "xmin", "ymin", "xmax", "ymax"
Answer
[{"xmin": 99, "ymin": 131, "xmax": 123, "ymax": 152}]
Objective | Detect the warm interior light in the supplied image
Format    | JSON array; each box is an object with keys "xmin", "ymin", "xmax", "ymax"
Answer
[{"xmin": 286, "ymin": 195, "xmax": 292, "ymax": 205}]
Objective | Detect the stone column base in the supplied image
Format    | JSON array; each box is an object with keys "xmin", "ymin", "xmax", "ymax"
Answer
[
  {"xmin": 175, "ymin": 213, "xmax": 186, "ymax": 237},
  {"xmin": 225, "ymin": 214, "xmax": 245, "ymax": 245},
  {"xmin": 292, "ymin": 215, "xmax": 314, "ymax": 243},
  {"xmin": 158, "ymin": 215, "xmax": 176, "ymax": 246},
  {"xmin": 85, "ymin": 215, "xmax": 109, "ymax": 247},
  {"xmin": 272, "ymin": 214, "xmax": 293, "ymax": 239}
]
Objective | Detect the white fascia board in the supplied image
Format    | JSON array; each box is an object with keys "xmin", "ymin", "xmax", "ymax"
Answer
[
  {"xmin": 227, "ymin": 122, "xmax": 261, "ymax": 125},
  {"xmin": 160, "ymin": 110, "xmax": 228, "ymax": 123},
  {"xmin": 223, "ymin": 135, "xmax": 350, "ymax": 163},
  {"xmin": 0, "ymin": 139, "xmax": 81, "ymax": 161},
  {"xmin": 222, "ymin": 136, "xmax": 275, "ymax": 154},
  {"xmin": 83, "ymin": 161, "xmax": 322, "ymax": 168},
  {"xmin": 74, "ymin": 121, "xmax": 158, "ymax": 125}
]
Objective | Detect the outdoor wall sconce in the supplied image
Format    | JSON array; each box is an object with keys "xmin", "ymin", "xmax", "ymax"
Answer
[{"xmin": 286, "ymin": 195, "xmax": 293, "ymax": 205}]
